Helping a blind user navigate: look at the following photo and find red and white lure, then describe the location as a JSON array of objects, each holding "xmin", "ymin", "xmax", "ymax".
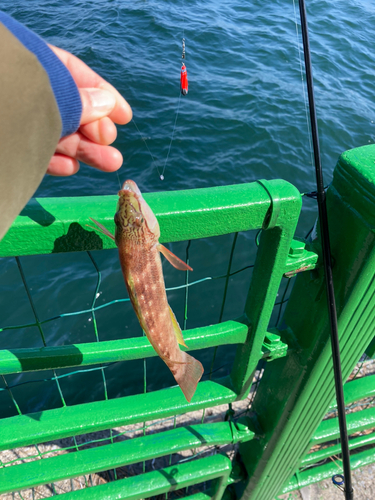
[
  {"xmin": 180, "ymin": 38, "xmax": 188, "ymax": 96},
  {"xmin": 180, "ymin": 63, "xmax": 188, "ymax": 95}
]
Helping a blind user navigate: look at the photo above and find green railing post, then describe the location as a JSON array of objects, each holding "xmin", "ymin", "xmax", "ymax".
[
  {"xmin": 238, "ymin": 144, "xmax": 375, "ymax": 499},
  {"xmin": 230, "ymin": 180, "xmax": 301, "ymax": 399}
]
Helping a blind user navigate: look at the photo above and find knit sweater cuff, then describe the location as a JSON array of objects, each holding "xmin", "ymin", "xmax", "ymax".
[{"xmin": 0, "ymin": 11, "xmax": 82, "ymax": 138}]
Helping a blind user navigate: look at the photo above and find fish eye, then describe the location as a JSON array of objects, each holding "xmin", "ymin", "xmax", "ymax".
[{"xmin": 134, "ymin": 215, "xmax": 143, "ymax": 227}]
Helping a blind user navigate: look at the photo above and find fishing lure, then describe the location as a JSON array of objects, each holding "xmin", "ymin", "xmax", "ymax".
[
  {"xmin": 180, "ymin": 38, "xmax": 188, "ymax": 95},
  {"xmin": 180, "ymin": 63, "xmax": 188, "ymax": 95},
  {"xmin": 89, "ymin": 180, "xmax": 204, "ymax": 402}
]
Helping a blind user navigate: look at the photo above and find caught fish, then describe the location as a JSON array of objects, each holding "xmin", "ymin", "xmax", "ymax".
[{"xmin": 89, "ymin": 180, "xmax": 204, "ymax": 402}]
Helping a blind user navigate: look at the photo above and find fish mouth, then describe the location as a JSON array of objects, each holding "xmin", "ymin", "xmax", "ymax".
[
  {"xmin": 118, "ymin": 180, "xmax": 142, "ymax": 213},
  {"xmin": 120, "ymin": 180, "xmax": 142, "ymax": 197}
]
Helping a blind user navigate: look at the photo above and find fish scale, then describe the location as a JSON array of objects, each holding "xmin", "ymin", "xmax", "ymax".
[{"xmin": 119, "ymin": 241, "xmax": 179, "ymax": 362}]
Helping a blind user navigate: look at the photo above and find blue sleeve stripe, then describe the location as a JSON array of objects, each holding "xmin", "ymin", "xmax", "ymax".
[{"xmin": 0, "ymin": 11, "xmax": 82, "ymax": 138}]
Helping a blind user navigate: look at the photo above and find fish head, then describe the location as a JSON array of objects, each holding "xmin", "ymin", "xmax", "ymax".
[{"xmin": 115, "ymin": 180, "xmax": 160, "ymax": 244}]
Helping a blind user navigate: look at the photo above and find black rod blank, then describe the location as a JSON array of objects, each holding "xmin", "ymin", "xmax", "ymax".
[{"xmin": 297, "ymin": 1, "xmax": 354, "ymax": 498}]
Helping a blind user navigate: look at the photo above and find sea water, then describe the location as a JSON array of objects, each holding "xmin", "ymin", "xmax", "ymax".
[{"xmin": 0, "ymin": 0, "xmax": 374, "ymax": 416}]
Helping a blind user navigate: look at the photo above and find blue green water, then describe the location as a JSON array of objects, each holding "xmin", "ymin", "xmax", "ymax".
[{"xmin": 0, "ymin": 0, "xmax": 375, "ymax": 417}]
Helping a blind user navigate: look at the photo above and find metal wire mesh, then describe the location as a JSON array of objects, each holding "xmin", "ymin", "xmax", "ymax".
[{"xmin": 0, "ymin": 230, "xmax": 295, "ymax": 498}]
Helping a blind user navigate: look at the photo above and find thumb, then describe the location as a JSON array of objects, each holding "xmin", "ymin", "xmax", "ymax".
[{"xmin": 79, "ymin": 88, "xmax": 117, "ymax": 125}]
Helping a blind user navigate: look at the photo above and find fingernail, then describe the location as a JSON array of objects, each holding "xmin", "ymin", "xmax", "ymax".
[{"xmin": 88, "ymin": 89, "xmax": 116, "ymax": 112}]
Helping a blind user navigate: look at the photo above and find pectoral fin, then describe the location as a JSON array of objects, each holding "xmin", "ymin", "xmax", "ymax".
[
  {"xmin": 87, "ymin": 218, "xmax": 115, "ymax": 241},
  {"xmin": 169, "ymin": 306, "xmax": 188, "ymax": 348},
  {"xmin": 157, "ymin": 244, "xmax": 193, "ymax": 271}
]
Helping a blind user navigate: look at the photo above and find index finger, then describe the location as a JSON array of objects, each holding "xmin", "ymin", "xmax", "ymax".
[{"xmin": 48, "ymin": 44, "xmax": 132, "ymax": 125}]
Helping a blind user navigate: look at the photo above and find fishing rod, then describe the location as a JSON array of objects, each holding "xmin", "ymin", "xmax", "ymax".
[{"xmin": 297, "ymin": 1, "xmax": 354, "ymax": 499}]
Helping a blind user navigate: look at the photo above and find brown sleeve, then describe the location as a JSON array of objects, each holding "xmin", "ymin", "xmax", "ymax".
[{"xmin": 0, "ymin": 23, "xmax": 62, "ymax": 241}]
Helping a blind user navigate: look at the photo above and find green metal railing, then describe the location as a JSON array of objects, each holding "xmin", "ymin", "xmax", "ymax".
[{"xmin": 1, "ymin": 145, "xmax": 375, "ymax": 499}]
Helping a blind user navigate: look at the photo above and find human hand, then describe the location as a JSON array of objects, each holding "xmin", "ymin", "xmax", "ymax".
[{"xmin": 47, "ymin": 45, "xmax": 132, "ymax": 176}]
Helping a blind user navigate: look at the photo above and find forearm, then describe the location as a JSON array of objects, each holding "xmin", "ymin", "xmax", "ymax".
[
  {"xmin": 0, "ymin": 23, "xmax": 62, "ymax": 240},
  {"xmin": 0, "ymin": 11, "xmax": 82, "ymax": 138}
]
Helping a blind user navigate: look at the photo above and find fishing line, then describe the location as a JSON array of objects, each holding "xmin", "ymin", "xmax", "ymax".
[
  {"xmin": 158, "ymin": 92, "xmax": 182, "ymax": 180},
  {"xmin": 297, "ymin": 1, "xmax": 353, "ymax": 498},
  {"xmin": 115, "ymin": 117, "xmax": 157, "ymax": 189},
  {"xmin": 115, "ymin": 169, "xmax": 122, "ymax": 190},
  {"xmin": 131, "ymin": 36, "xmax": 186, "ymax": 182},
  {"xmin": 123, "ymin": 46, "xmax": 185, "ymax": 182},
  {"xmin": 124, "ymin": 3, "xmax": 187, "ymax": 181},
  {"xmin": 131, "ymin": 118, "xmax": 159, "ymax": 167}
]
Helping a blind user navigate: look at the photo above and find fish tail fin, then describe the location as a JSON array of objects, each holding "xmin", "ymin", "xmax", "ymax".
[{"xmin": 171, "ymin": 352, "xmax": 204, "ymax": 402}]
